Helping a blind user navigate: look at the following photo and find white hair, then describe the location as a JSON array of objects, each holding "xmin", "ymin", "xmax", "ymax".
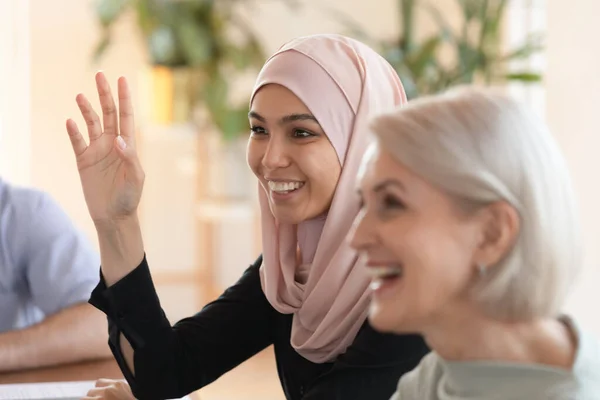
[{"xmin": 369, "ymin": 86, "xmax": 582, "ymax": 320}]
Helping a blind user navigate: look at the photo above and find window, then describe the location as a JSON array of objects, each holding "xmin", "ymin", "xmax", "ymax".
[{"xmin": 505, "ymin": 0, "xmax": 546, "ymax": 119}]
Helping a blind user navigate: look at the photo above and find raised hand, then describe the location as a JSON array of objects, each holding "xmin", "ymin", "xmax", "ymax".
[{"xmin": 66, "ymin": 72, "xmax": 145, "ymax": 226}]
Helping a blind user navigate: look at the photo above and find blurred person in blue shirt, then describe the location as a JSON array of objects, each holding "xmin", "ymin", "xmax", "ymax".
[{"xmin": 0, "ymin": 178, "xmax": 111, "ymax": 371}]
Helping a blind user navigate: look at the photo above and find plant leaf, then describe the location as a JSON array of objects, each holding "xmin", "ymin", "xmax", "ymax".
[
  {"xmin": 202, "ymin": 71, "xmax": 228, "ymax": 112},
  {"xmin": 92, "ymin": 32, "xmax": 111, "ymax": 63},
  {"xmin": 221, "ymin": 106, "xmax": 251, "ymax": 141},
  {"xmin": 456, "ymin": 41, "xmax": 482, "ymax": 81},
  {"xmin": 176, "ymin": 18, "xmax": 214, "ymax": 67},
  {"xmin": 401, "ymin": 0, "xmax": 417, "ymax": 52},
  {"xmin": 505, "ymin": 72, "xmax": 543, "ymax": 82},
  {"xmin": 148, "ymin": 26, "xmax": 182, "ymax": 66},
  {"xmin": 499, "ymin": 33, "xmax": 545, "ymax": 61},
  {"xmin": 405, "ymin": 36, "xmax": 440, "ymax": 77},
  {"xmin": 422, "ymin": 1, "xmax": 456, "ymax": 43},
  {"xmin": 95, "ymin": 0, "xmax": 129, "ymax": 27},
  {"xmin": 133, "ymin": 0, "xmax": 158, "ymax": 35},
  {"xmin": 458, "ymin": 0, "xmax": 482, "ymax": 22},
  {"xmin": 382, "ymin": 45, "xmax": 406, "ymax": 66}
]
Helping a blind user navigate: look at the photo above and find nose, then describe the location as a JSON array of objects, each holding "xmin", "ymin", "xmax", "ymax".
[
  {"xmin": 348, "ymin": 209, "xmax": 376, "ymax": 251},
  {"xmin": 262, "ymin": 134, "xmax": 291, "ymax": 170}
]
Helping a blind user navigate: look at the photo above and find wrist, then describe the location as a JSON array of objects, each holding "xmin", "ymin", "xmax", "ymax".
[
  {"xmin": 94, "ymin": 214, "xmax": 140, "ymax": 233},
  {"xmin": 94, "ymin": 214, "xmax": 145, "ymax": 286}
]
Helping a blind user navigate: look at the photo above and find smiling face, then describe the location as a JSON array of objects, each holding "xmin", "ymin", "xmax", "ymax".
[
  {"xmin": 246, "ymin": 84, "xmax": 342, "ymax": 224},
  {"xmin": 348, "ymin": 145, "xmax": 488, "ymax": 334}
]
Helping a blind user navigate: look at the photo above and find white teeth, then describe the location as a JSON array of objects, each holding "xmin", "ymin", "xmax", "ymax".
[
  {"xmin": 367, "ymin": 266, "xmax": 403, "ymax": 280},
  {"xmin": 370, "ymin": 280, "xmax": 383, "ymax": 291},
  {"xmin": 268, "ymin": 181, "xmax": 304, "ymax": 193}
]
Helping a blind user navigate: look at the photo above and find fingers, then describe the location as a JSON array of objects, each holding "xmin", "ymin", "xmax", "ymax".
[
  {"xmin": 85, "ymin": 383, "xmax": 110, "ymax": 398},
  {"xmin": 117, "ymin": 77, "xmax": 135, "ymax": 144},
  {"xmin": 85, "ymin": 384, "xmax": 113, "ymax": 399},
  {"xmin": 85, "ymin": 380, "xmax": 131, "ymax": 400},
  {"xmin": 96, "ymin": 72, "xmax": 118, "ymax": 136},
  {"xmin": 76, "ymin": 93, "xmax": 103, "ymax": 141},
  {"xmin": 87, "ymin": 387, "xmax": 108, "ymax": 396},
  {"xmin": 95, "ymin": 378, "xmax": 118, "ymax": 388},
  {"xmin": 66, "ymin": 119, "xmax": 88, "ymax": 156}
]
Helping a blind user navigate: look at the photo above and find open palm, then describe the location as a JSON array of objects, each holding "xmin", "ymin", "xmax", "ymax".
[{"xmin": 66, "ymin": 72, "xmax": 145, "ymax": 224}]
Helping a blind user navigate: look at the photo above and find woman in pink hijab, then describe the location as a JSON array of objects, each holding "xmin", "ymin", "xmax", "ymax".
[{"xmin": 68, "ymin": 34, "xmax": 428, "ymax": 400}]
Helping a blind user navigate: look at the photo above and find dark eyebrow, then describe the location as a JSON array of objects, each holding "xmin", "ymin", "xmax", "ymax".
[
  {"xmin": 373, "ymin": 179, "xmax": 406, "ymax": 193},
  {"xmin": 248, "ymin": 111, "xmax": 265, "ymax": 122},
  {"xmin": 281, "ymin": 113, "xmax": 319, "ymax": 125},
  {"xmin": 248, "ymin": 111, "xmax": 320, "ymax": 126}
]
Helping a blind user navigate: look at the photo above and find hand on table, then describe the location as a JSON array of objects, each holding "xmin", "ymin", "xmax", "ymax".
[{"xmin": 82, "ymin": 378, "xmax": 135, "ymax": 400}]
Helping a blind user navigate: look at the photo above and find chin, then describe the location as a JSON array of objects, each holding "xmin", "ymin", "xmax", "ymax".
[
  {"xmin": 367, "ymin": 303, "xmax": 399, "ymax": 333},
  {"xmin": 271, "ymin": 209, "xmax": 303, "ymax": 225},
  {"xmin": 368, "ymin": 302, "xmax": 417, "ymax": 335}
]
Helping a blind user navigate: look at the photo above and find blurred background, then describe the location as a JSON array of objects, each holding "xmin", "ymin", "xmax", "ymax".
[{"xmin": 0, "ymin": 0, "xmax": 598, "ymax": 398}]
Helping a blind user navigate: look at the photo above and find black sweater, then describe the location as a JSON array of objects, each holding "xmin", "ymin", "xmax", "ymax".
[{"xmin": 89, "ymin": 255, "xmax": 429, "ymax": 400}]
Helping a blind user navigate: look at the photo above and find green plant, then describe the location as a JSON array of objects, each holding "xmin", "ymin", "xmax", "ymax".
[
  {"xmin": 93, "ymin": 0, "xmax": 296, "ymax": 139},
  {"xmin": 331, "ymin": 0, "xmax": 544, "ymax": 100}
]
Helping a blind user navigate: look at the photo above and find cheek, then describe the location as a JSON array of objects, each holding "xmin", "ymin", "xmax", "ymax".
[
  {"xmin": 300, "ymin": 154, "xmax": 341, "ymax": 198},
  {"xmin": 406, "ymin": 224, "xmax": 473, "ymax": 292},
  {"xmin": 377, "ymin": 218, "xmax": 476, "ymax": 329},
  {"xmin": 246, "ymin": 142, "xmax": 263, "ymax": 176}
]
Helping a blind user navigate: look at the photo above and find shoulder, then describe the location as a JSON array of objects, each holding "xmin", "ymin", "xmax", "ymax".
[
  {"xmin": 394, "ymin": 352, "xmax": 443, "ymax": 399},
  {"xmin": 0, "ymin": 180, "xmax": 47, "ymax": 215},
  {"xmin": 0, "ymin": 180, "xmax": 69, "ymax": 225},
  {"xmin": 0, "ymin": 180, "xmax": 61, "ymax": 236}
]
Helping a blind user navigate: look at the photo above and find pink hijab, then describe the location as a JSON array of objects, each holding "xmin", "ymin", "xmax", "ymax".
[{"xmin": 250, "ymin": 34, "xmax": 407, "ymax": 363}]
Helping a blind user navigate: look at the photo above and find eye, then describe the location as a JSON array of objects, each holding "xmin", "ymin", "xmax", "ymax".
[
  {"xmin": 382, "ymin": 194, "xmax": 406, "ymax": 210},
  {"xmin": 250, "ymin": 126, "xmax": 267, "ymax": 136},
  {"xmin": 292, "ymin": 129, "xmax": 315, "ymax": 138}
]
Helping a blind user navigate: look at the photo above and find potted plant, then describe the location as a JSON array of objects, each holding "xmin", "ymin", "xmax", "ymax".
[
  {"xmin": 93, "ymin": 0, "xmax": 282, "ymax": 140},
  {"xmin": 332, "ymin": 0, "xmax": 544, "ymax": 100}
]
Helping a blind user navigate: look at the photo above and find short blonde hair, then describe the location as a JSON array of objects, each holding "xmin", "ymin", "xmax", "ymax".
[{"xmin": 369, "ymin": 86, "xmax": 581, "ymax": 320}]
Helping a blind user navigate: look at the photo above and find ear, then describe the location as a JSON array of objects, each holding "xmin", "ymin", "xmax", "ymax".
[{"xmin": 474, "ymin": 201, "xmax": 520, "ymax": 270}]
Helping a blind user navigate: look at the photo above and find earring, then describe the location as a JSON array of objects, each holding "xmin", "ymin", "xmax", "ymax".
[{"xmin": 477, "ymin": 263, "xmax": 487, "ymax": 277}]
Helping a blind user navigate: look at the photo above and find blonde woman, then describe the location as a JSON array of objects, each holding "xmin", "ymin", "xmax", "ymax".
[{"xmin": 350, "ymin": 87, "xmax": 600, "ymax": 399}]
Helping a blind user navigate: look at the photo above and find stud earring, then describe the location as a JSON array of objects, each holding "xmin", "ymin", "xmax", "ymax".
[{"xmin": 477, "ymin": 263, "xmax": 487, "ymax": 277}]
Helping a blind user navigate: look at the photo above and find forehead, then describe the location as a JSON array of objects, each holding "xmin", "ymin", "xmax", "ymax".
[
  {"xmin": 358, "ymin": 145, "xmax": 394, "ymax": 180},
  {"xmin": 357, "ymin": 145, "xmax": 414, "ymax": 188},
  {"xmin": 250, "ymin": 84, "xmax": 310, "ymax": 116}
]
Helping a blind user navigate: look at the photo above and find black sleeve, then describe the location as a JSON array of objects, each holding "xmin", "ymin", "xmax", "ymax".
[
  {"xmin": 89, "ymin": 254, "xmax": 274, "ymax": 400},
  {"xmin": 302, "ymin": 323, "xmax": 429, "ymax": 400}
]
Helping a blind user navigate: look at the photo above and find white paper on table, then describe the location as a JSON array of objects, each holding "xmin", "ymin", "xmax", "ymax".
[{"xmin": 0, "ymin": 380, "xmax": 191, "ymax": 400}]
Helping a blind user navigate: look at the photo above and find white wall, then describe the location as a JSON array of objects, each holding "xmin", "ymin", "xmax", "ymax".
[
  {"xmin": 546, "ymin": 0, "xmax": 600, "ymax": 333},
  {"xmin": 30, "ymin": 0, "xmax": 147, "ymax": 245},
  {"xmin": 0, "ymin": 0, "xmax": 31, "ymax": 186}
]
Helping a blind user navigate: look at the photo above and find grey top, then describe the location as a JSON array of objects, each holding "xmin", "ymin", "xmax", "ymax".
[
  {"xmin": 391, "ymin": 317, "xmax": 600, "ymax": 400},
  {"xmin": 0, "ymin": 179, "xmax": 100, "ymax": 331}
]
